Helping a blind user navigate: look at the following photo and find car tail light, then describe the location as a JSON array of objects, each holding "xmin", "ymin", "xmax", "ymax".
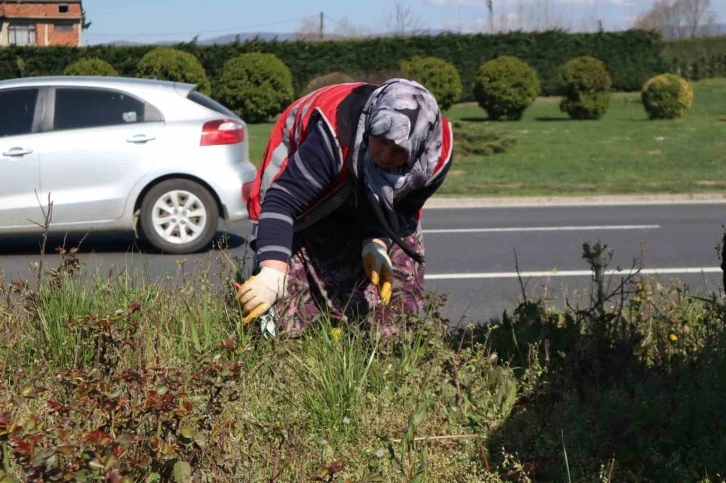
[
  {"xmin": 201, "ymin": 119, "xmax": 245, "ymax": 146},
  {"xmin": 242, "ymin": 181, "xmax": 253, "ymax": 203}
]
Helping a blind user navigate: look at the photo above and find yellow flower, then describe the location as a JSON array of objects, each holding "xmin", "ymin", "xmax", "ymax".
[
  {"xmin": 330, "ymin": 328, "xmax": 342, "ymax": 342},
  {"xmin": 669, "ymin": 333, "xmax": 678, "ymax": 342}
]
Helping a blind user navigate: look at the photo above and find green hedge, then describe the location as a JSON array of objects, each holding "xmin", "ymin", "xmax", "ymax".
[
  {"xmin": 0, "ymin": 30, "xmax": 667, "ymax": 101},
  {"xmin": 663, "ymin": 35, "xmax": 726, "ymax": 81}
]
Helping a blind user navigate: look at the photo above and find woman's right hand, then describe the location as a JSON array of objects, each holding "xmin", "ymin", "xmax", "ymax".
[{"xmin": 235, "ymin": 266, "xmax": 288, "ymax": 324}]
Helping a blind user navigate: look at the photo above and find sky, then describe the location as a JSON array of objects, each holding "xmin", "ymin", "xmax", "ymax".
[{"xmin": 82, "ymin": 0, "xmax": 726, "ymax": 45}]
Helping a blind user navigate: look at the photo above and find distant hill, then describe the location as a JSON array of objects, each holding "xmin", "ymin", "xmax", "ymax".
[
  {"xmin": 99, "ymin": 40, "xmax": 178, "ymax": 46},
  {"xmin": 200, "ymin": 32, "xmax": 341, "ymax": 44},
  {"xmin": 200, "ymin": 29, "xmax": 452, "ymax": 44},
  {"xmin": 93, "ymin": 29, "xmax": 452, "ymax": 46}
]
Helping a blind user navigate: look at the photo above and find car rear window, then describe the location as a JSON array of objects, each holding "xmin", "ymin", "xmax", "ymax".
[
  {"xmin": 187, "ymin": 90, "xmax": 238, "ymax": 119},
  {"xmin": 53, "ymin": 87, "xmax": 163, "ymax": 131}
]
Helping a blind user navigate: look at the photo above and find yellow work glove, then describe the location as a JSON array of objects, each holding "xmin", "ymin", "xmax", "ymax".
[
  {"xmin": 362, "ymin": 240, "xmax": 393, "ymax": 305},
  {"xmin": 234, "ymin": 266, "xmax": 288, "ymax": 324}
]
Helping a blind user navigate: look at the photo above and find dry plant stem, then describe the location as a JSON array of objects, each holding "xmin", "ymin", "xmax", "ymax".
[
  {"xmin": 513, "ymin": 249, "xmax": 529, "ymax": 304},
  {"xmin": 28, "ymin": 191, "xmax": 54, "ymax": 291},
  {"xmin": 607, "ymin": 458, "xmax": 615, "ymax": 481},
  {"xmin": 476, "ymin": 436, "xmax": 491, "ymax": 472},
  {"xmin": 451, "ymin": 355, "xmax": 464, "ymax": 408},
  {"xmin": 457, "ymin": 328, "xmax": 466, "ymax": 354},
  {"xmin": 391, "ymin": 434, "xmax": 483, "ymax": 443}
]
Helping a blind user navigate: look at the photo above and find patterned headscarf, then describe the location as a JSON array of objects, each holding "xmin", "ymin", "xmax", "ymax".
[{"xmin": 349, "ymin": 78, "xmax": 444, "ymax": 263}]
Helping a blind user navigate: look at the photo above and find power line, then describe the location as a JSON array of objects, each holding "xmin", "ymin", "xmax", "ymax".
[
  {"xmin": 84, "ymin": 16, "xmax": 311, "ymax": 38},
  {"xmin": 324, "ymin": 15, "xmax": 375, "ymax": 36},
  {"xmin": 320, "ymin": 11, "xmax": 324, "ymax": 40},
  {"xmin": 323, "ymin": 15, "xmax": 347, "ymax": 28}
]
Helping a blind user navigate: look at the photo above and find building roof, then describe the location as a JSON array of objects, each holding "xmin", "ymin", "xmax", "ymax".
[
  {"xmin": 0, "ymin": 0, "xmax": 84, "ymax": 20},
  {"xmin": 1, "ymin": 1, "xmax": 82, "ymax": 4}
]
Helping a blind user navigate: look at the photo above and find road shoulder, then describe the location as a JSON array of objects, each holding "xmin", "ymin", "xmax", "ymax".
[{"xmin": 426, "ymin": 192, "xmax": 726, "ymax": 209}]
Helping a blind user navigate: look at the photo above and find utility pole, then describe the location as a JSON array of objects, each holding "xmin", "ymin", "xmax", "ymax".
[
  {"xmin": 320, "ymin": 11, "xmax": 324, "ymax": 40},
  {"xmin": 486, "ymin": 0, "xmax": 494, "ymax": 33}
]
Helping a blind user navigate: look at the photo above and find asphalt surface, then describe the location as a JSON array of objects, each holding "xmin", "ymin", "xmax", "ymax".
[
  {"xmin": 422, "ymin": 202, "xmax": 725, "ymax": 325},
  {"xmin": 1, "ymin": 201, "xmax": 724, "ymax": 327}
]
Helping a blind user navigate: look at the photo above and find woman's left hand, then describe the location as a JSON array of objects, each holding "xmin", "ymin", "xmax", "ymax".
[{"xmin": 362, "ymin": 239, "xmax": 393, "ymax": 305}]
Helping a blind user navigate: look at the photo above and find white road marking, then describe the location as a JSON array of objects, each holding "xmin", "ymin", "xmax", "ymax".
[
  {"xmin": 426, "ymin": 267, "xmax": 722, "ymax": 280},
  {"xmin": 422, "ymin": 224, "xmax": 660, "ymax": 234},
  {"xmin": 423, "ymin": 195, "xmax": 726, "ymax": 209}
]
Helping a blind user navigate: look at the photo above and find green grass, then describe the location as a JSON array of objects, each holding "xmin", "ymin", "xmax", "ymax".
[
  {"xmin": 441, "ymin": 78, "xmax": 726, "ymax": 197},
  {"xmin": 247, "ymin": 79, "xmax": 726, "ymax": 198},
  {"xmin": 247, "ymin": 121, "xmax": 275, "ymax": 167}
]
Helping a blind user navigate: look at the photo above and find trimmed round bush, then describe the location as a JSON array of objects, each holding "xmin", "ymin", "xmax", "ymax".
[
  {"xmin": 218, "ymin": 53, "xmax": 294, "ymax": 124},
  {"xmin": 473, "ymin": 56, "xmax": 540, "ymax": 121},
  {"xmin": 400, "ymin": 56, "xmax": 462, "ymax": 111},
  {"xmin": 557, "ymin": 56, "xmax": 612, "ymax": 120},
  {"xmin": 641, "ymin": 73, "xmax": 694, "ymax": 120},
  {"xmin": 64, "ymin": 58, "xmax": 118, "ymax": 77},
  {"xmin": 302, "ymin": 72, "xmax": 355, "ymax": 96},
  {"xmin": 137, "ymin": 47, "xmax": 211, "ymax": 95}
]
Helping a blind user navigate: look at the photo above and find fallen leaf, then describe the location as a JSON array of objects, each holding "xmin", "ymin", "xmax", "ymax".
[
  {"xmin": 193, "ymin": 432, "xmax": 206, "ymax": 448},
  {"xmin": 115, "ymin": 434, "xmax": 136, "ymax": 446},
  {"xmin": 21, "ymin": 386, "xmax": 47, "ymax": 399},
  {"xmin": 55, "ymin": 444, "xmax": 75, "ymax": 455},
  {"xmin": 173, "ymin": 461, "xmax": 192, "ymax": 483},
  {"xmin": 180, "ymin": 426, "xmax": 194, "ymax": 439}
]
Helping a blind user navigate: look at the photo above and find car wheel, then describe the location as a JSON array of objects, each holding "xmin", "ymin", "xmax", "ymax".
[{"xmin": 139, "ymin": 179, "xmax": 219, "ymax": 254}]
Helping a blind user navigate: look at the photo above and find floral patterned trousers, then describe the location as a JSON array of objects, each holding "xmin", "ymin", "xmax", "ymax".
[{"xmin": 266, "ymin": 216, "xmax": 427, "ymax": 337}]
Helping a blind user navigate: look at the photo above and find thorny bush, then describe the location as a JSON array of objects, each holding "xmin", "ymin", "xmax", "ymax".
[{"xmin": 1, "ymin": 299, "xmax": 246, "ymax": 482}]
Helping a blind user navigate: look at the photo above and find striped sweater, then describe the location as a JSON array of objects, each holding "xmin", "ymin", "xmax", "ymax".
[{"xmin": 255, "ymin": 119, "xmax": 451, "ymax": 264}]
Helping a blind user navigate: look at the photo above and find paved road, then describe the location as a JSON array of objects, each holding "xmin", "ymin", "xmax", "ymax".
[
  {"xmin": 422, "ymin": 202, "xmax": 725, "ymax": 325},
  {"xmin": 1, "ymin": 201, "xmax": 724, "ymax": 327}
]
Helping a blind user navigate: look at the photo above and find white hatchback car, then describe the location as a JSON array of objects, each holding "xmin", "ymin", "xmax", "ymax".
[{"xmin": 0, "ymin": 75, "xmax": 257, "ymax": 254}]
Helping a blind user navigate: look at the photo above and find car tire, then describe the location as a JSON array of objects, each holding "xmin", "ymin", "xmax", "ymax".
[{"xmin": 139, "ymin": 179, "xmax": 220, "ymax": 254}]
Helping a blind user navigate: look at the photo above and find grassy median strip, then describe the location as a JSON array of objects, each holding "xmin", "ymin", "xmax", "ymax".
[{"xmin": 247, "ymin": 79, "xmax": 726, "ymax": 198}]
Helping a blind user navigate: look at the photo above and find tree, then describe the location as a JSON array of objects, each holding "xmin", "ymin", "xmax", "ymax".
[
  {"xmin": 633, "ymin": 0, "xmax": 718, "ymax": 39},
  {"xmin": 81, "ymin": 6, "xmax": 92, "ymax": 30},
  {"xmin": 578, "ymin": 14, "xmax": 602, "ymax": 33},
  {"xmin": 333, "ymin": 16, "xmax": 371, "ymax": 38},
  {"xmin": 381, "ymin": 0, "xmax": 427, "ymax": 36},
  {"xmin": 496, "ymin": 0, "xmax": 572, "ymax": 33},
  {"xmin": 294, "ymin": 16, "xmax": 321, "ymax": 40}
]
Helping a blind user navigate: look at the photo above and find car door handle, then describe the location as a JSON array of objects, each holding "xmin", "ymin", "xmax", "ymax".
[
  {"xmin": 127, "ymin": 135, "xmax": 156, "ymax": 144},
  {"xmin": 2, "ymin": 147, "xmax": 33, "ymax": 157}
]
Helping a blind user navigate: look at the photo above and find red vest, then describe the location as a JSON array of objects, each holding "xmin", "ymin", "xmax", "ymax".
[{"xmin": 247, "ymin": 82, "xmax": 453, "ymax": 231}]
